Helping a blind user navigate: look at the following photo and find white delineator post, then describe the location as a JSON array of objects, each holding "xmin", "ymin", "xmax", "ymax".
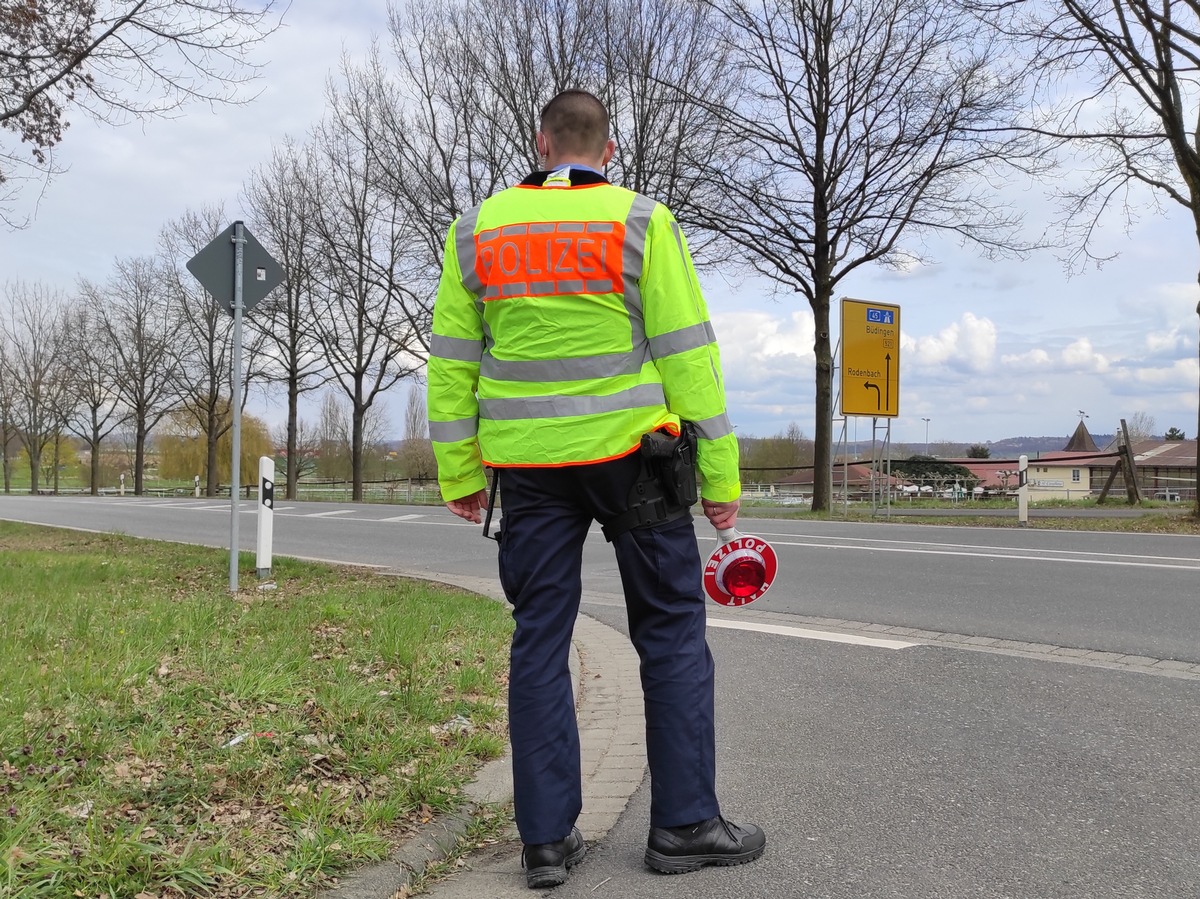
[
  {"xmin": 257, "ymin": 456, "xmax": 275, "ymax": 579},
  {"xmin": 1018, "ymin": 454, "xmax": 1029, "ymax": 527}
]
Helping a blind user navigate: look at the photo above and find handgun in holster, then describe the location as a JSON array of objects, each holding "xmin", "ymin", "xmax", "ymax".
[{"xmin": 601, "ymin": 423, "xmax": 698, "ymax": 541}]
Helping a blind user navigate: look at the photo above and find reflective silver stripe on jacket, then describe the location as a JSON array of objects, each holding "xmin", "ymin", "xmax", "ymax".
[
  {"xmin": 429, "ymin": 417, "xmax": 479, "ymax": 443},
  {"xmin": 430, "ymin": 334, "xmax": 483, "ymax": 364},
  {"xmin": 479, "ymin": 383, "xmax": 666, "ymax": 421},
  {"xmin": 691, "ymin": 411, "xmax": 735, "ymax": 441},
  {"xmin": 622, "ymin": 194, "xmax": 658, "ymax": 343},
  {"xmin": 455, "ymin": 205, "xmax": 484, "ymax": 297},
  {"xmin": 648, "ymin": 321, "xmax": 717, "ymax": 359},
  {"xmin": 481, "ymin": 347, "xmax": 649, "ymax": 382}
]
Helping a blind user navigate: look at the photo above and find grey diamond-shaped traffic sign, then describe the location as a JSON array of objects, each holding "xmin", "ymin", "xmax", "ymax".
[{"xmin": 185, "ymin": 221, "xmax": 284, "ymax": 314}]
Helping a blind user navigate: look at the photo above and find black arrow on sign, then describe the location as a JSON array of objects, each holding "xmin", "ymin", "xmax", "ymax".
[
  {"xmin": 864, "ymin": 381, "xmax": 881, "ymax": 410},
  {"xmin": 885, "ymin": 353, "xmax": 892, "ymax": 411}
]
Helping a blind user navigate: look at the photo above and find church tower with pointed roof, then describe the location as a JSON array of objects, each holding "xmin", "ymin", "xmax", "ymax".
[{"xmin": 1063, "ymin": 419, "xmax": 1099, "ymax": 452}]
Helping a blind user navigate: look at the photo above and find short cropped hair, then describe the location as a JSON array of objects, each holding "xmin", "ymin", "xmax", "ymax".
[{"xmin": 539, "ymin": 90, "xmax": 610, "ymax": 158}]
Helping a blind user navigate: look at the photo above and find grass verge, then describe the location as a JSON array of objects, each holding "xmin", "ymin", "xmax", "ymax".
[{"xmin": 0, "ymin": 522, "xmax": 513, "ymax": 898}]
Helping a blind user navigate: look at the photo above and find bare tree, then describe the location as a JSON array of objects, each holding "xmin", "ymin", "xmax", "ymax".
[
  {"xmin": 272, "ymin": 417, "xmax": 319, "ymax": 483},
  {"xmin": 981, "ymin": 0, "xmax": 1200, "ymax": 516},
  {"xmin": 1126, "ymin": 410, "xmax": 1156, "ymax": 443},
  {"xmin": 84, "ymin": 256, "xmax": 184, "ymax": 495},
  {"xmin": 2, "ymin": 281, "xmax": 70, "ymax": 493},
  {"xmin": 377, "ymin": 0, "xmax": 739, "ymax": 311},
  {"xmin": 304, "ymin": 69, "xmax": 424, "ymax": 500},
  {"xmin": 741, "ymin": 422, "xmax": 815, "ymax": 476},
  {"xmin": 597, "ymin": 0, "xmax": 744, "ymax": 262},
  {"xmin": 61, "ymin": 297, "xmax": 127, "ymax": 494},
  {"xmin": 682, "ymin": 0, "xmax": 1046, "ymax": 510},
  {"xmin": 243, "ymin": 137, "xmax": 327, "ymax": 499},
  {"xmin": 397, "ymin": 385, "xmax": 436, "ymax": 480},
  {"xmin": 159, "ymin": 204, "xmax": 266, "ymax": 496},
  {"xmin": 0, "ymin": 0, "xmax": 281, "ymax": 224},
  {"xmin": 0, "ymin": 326, "xmax": 17, "ymax": 493},
  {"xmin": 315, "ymin": 389, "xmax": 351, "ymax": 481}
]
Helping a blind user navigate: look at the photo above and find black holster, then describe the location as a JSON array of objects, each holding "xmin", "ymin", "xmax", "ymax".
[{"xmin": 601, "ymin": 423, "xmax": 698, "ymax": 542}]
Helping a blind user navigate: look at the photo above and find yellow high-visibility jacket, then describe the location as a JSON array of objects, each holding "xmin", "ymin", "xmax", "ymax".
[{"xmin": 427, "ymin": 168, "xmax": 739, "ymax": 504}]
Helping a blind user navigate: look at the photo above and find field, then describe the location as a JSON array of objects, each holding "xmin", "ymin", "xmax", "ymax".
[{"xmin": 0, "ymin": 523, "xmax": 513, "ymax": 898}]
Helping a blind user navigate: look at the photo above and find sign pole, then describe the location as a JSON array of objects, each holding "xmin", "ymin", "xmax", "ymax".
[
  {"xmin": 229, "ymin": 221, "xmax": 246, "ymax": 594},
  {"xmin": 185, "ymin": 218, "xmax": 283, "ymax": 594}
]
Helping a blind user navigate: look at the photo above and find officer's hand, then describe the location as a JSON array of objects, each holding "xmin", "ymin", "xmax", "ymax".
[
  {"xmin": 701, "ymin": 498, "xmax": 739, "ymax": 531},
  {"xmin": 446, "ymin": 489, "xmax": 490, "ymax": 524}
]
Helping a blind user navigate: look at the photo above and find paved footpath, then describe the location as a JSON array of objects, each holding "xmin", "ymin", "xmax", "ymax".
[{"xmin": 319, "ymin": 574, "xmax": 645, "ymax": 899}]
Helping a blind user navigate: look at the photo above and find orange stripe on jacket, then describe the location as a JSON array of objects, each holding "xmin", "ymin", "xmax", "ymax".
[{"xmin": 475, "ymin": 221, "xmax": 625, "ymax": 299}]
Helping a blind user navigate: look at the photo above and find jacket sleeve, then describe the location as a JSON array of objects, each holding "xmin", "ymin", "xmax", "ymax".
[
  {"xmin": 427, "ymin": 220, "xmax": 488, "ymax": 501},
  {"xmin": 639, "ymin": 204, "xmax": 740, "ymax": 503}
]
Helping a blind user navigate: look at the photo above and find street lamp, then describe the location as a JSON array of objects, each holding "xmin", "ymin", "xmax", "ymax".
[{"xmin": 921, "ymin": 417, "xmax": 931, "ymax": 455}]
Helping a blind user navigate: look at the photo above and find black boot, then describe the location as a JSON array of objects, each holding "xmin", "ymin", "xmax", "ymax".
[
  {"xmin": 522, "ymin": 826, "xmax": 586, "ymax": 889},
  {"xmin": 645, "ymin": 815, "xmax": 766, "ymax": 874}
]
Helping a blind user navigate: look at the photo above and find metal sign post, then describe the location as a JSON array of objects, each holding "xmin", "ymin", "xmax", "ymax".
[
  {"xmin": 185, "ymin": 220, "xmax": 284, "ymax": 595},
  {"xmin": 229, "ymin": 223, "xmax": 246, "ymax": 592}
]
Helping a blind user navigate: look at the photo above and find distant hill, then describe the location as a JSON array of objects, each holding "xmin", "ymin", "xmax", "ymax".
[{"xmin": 985, "ymin": 435, "xmax": 1116, "ymax": 457}]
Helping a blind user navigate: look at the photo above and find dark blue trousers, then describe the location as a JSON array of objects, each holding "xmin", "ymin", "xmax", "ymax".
[{"xmin": 497, "ymin": 454, "xmax": 720, "ymax": 845}]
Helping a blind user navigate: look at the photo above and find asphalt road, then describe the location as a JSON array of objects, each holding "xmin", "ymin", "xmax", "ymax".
[{"xmin": 2, "ymin": 495, "xmax": 1198, "ymax": 898}]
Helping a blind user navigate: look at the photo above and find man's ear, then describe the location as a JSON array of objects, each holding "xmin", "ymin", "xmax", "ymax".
[
  {"xmin": 601, "ymin": 138, "xmax": 616, "ymax": 166},
  {"xmin": 537, "ymin": 132, "xmax": 549, "ymax": 159}
]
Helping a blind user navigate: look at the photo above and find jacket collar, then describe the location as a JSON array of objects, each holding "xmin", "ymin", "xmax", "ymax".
[{"xmin": 520, "ymin": 167, "xmax": 610, "ymax": 187}]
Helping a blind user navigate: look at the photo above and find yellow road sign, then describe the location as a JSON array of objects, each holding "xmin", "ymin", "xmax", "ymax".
[{"xmin": 841, "ymin": 298, "xmax": 900, "ymax": 417}]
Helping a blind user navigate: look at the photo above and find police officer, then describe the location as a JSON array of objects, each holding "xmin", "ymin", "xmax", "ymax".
[{"xmin": 428, "ymin": 89, "xmax": 765, "ymax": 889}]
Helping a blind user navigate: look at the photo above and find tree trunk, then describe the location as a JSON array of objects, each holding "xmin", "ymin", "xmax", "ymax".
[
  {"xmin": 812, "ymin": 292, "xmax": 833, "ymax": 512},
  {"xmin": 206, "ymin": 421, "xmax": 220, "ymax": 497},
  {"xmin": 352, "ymin": 402, "xmax": 364, "ymax": 502},
  {"xmin": 90, "ymin": 432, "xmax": 101, "ymax": 496},
  {"xmin": 28, "ymin": 448, "xmax": 40, "ymax": 495},
  {"xmin": 287, "ymin": 374, "xmax": 299, "ymax": 500},
  {"xmin": 1, "ymin": 418, "xmax": 10, "ymax": 494},
  {"xmin": 135, "ymin": 424, "xmax": 147, "ymax": 495},
  {"xmin": 53, "ymin": 432, "xmax": 60, "ymax": 495}
]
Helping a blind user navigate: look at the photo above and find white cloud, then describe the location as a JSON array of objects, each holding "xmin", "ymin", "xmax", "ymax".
[
  {"xmin": 1062, "ymin": 337, "xmax": 1111, "ymax": 373},
  {"xmin": 1144, "ymin": 327, "xmax": 1191, "ymax": 358},
  {"xmin": 713, "ymin": 309, "xmax": 814, "ymax": 377},
  {"xmin": 1000, "ymin": 348, "xmax": 1052, "ymax": 368},
  {"xmin": 1125, "ymin": 357, "xmax": 1200, "ymax": 388},
  {"xmin": 902, "ymin": 312, "xmax": 997, "ymax": 373}
]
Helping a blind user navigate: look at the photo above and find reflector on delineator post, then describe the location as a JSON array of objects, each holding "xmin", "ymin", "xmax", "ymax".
[{"xmin": 703, "ymin": 528, "xmax": 778, "ymax": 606}]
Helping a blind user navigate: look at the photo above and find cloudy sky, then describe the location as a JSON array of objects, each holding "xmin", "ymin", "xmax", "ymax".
[{"xmin": 3, "ymin": 0, "xmax": 1198, "ymax": 448}]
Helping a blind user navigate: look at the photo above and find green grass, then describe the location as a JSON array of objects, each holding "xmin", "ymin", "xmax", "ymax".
[{"xmin": 0, "ymin": 523, "xmax": 513, "ymax": 898}]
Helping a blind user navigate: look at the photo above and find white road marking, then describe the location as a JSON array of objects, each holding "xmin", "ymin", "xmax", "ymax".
[
  {"xmin": 381, "ymin": 514, "xmax": 424, "ymax": 522},
  {"xmin": 304, "ymin": 509, "xmax": 355, "ymax": 518},
  {"xmin": 753, "ymin": 529, "xmax": 1200, "ymax": 564},
  {"xmin": 758, "ymin": 538, "xmax": 1200, "ymax": 571},
  {"xmin": 706, "ymin": 617, "xmax": 918, "ymax": 649}
]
